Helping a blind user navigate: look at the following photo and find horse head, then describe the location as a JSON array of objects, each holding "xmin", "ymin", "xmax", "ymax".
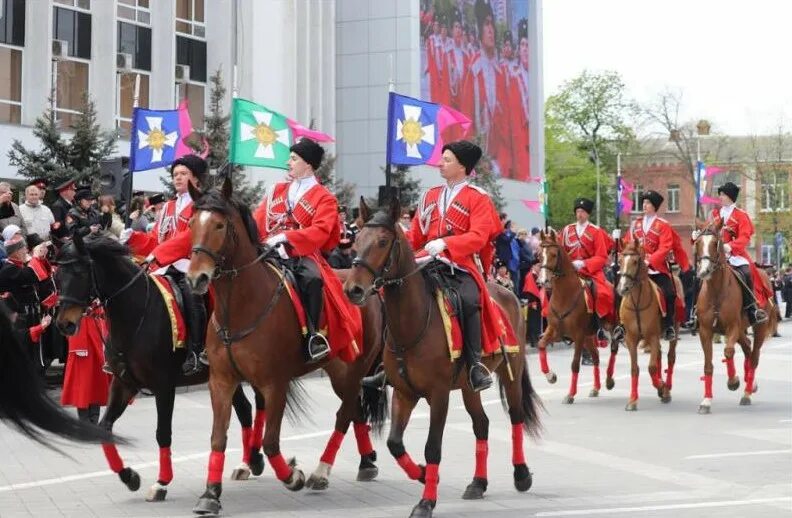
[
  {"xmin": 537, "ymin": 228, "xmax": 565, "ymax": 288},
  {"xmin": 344, "ymin": 196, "xmax": 405, "ymax": 306},
  {"xmin": 617, "ymin": 239, "xmax": 645, "ymax": 296},
  {"xmin": 187, "ymin": 175, "xmax": 254, "ymax": 295},
  {"xmin": 695, "ymin": 219, "xmax": 724, "ymax": 280}
]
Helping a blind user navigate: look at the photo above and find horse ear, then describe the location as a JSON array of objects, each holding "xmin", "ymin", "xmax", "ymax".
[
  {"xmin": 221, "ymin": 175, "xmax": 233, "ymax": 200},
  {"xmin": 359, "ymin": 196, "xmax": 371, "ymax": 223},
  {"xmin": 188, "ymin": 180, "xmax": 203, "ymax": 202},
  {"xmin": 540, "ymin": 230, "xmax": 545, "ymax": 240},
  {"xmin": 549, "ymin": 228, "xmax": 557, "ymax": 241}
]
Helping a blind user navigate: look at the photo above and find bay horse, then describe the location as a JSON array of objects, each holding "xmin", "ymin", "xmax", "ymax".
[
  {"xmin": 0, "ymin": 302, "xmax": 114, "ymax": 447},
  {"xmin": 536, "ymin": 230, "xmax": 618, "ymax": 403},
  {"xmin": 185, "ymin": 178, "xmax": 383, "ymax": 516},
  {"xmin": 616, "ymin": 240, "xmax": 678, "ymax": 410},
  {"xmin": 694, "ymin": 222, "xmax": 770, "ymax": 414},
  {"xmin": 343, "ymin": 198, "xmax": 541, "ymax": 518},
  {"xmin": 55, "ymin": 233, "xmax": 267, "ymax": 503}
]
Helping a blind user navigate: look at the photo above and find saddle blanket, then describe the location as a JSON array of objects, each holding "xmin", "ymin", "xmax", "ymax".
[
  {"xmin": 151, "ymin": 275, "xmax": 187, "ymax": 351},
  {"xmin": 436, "ymin": 290, "xmax": 520, "ymax": 360}
]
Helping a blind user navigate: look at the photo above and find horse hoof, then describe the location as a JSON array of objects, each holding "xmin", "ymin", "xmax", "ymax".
[
  {"xmin": 606, "ymin": 378, "xmax": 615, "ymax": 390},
  {"xmin": 727, "ymin": 377, "xmax": 740, "ymax": 391},
  {"xmin": 698, "ymin": 405, "xmax": 712, "ymax": 415},
  {"xmin": 513, "ymin": 464, "xmax": 532, "ymax": 492},
  {"xmin": 145, "ymin": 482, "xmax": 167, "ymax": 502},
  {"xmin": 284, "ymin": 468, "xmax": 305, "ymax": 491},
  {"xmin": 562, "ymin": 395, "xmax": 574, "ymax": 405},
  {"xmin": 249, "ymin": 450, "xmax": 265, "ymax": 476},
  {"xmin": 193, "ymin": 485, "xmax": 222, "ymax": 516},
  {"xmin": 357, "ymin": 466, "xmax": 379, "ymax": 482},
  {"xmin": 119, "ymin": 467, "xmax": 141, "ymax": 492},
  {"xmin": 589, "ymin": 389, "xmax": 599, "ymax": 398},
  {"xmin": 462, "ymin": 477, "xmax": 487, "ymax": 500},
  {"xmin": 661, "ymin": 394, "xmax": 672, "ymax": 404},
  {"xmin": 230, "ymin": 464, "xmax": 251, "ymax": 481},
  {"xmin": 625, "ymin": 401, "xmax": 638, "ymax": 411},
  {"xmin": 409, "ymin": 498, "xmax": 436, "ymax": 518},
  {"xmin": 546, "ymin": 372, "xmax": 557, "ymax": 384},
  {"xmin": 305, "ymin": 474, "xmax": 329, "ymax": 491},
  {"xmin": 739, "ymin": 396, "xmax": 752, "ymax": 406}
]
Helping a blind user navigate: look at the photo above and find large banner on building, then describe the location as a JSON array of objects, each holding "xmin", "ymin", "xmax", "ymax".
[{"xmin": 420, "ymin": 0, "xmax": 532, "ymax": 182}]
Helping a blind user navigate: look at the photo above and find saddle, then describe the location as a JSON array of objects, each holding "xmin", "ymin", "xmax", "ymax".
[
  {"xmin": 578, "ymin": 277, "xmax": 595, "ymax": 315},
  {"xmin": 151, "ymin": 274, "xmax": 188, "ymax": 351}
]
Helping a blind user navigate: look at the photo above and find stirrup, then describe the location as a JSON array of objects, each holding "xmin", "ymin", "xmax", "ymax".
[
  {"xmin": 469, "ymin": 362, "xmax": 493, "ymax": 392},
  {"xmin": 612, "ymin": 324, "xmax": 625, "ymax": 342},
  {"xmin": 753, "ymin": 308, "xmax": 768, "ymax": 324},
  {"xmin": 101, "ymin": 362, "xmax": 113, "ymax": 375},
  {"xmin": 306, "ymin": 333, "xmax": 330, "ymax": 363},
  {"xmin": 182, "ymin": 351, "xmax": 205, "ymax": 376},
  {"xmin": 198, "ymin": 350, "xmax": 210, "ymax": 366},
  {"xmin": 663, "ymin": 326, "xmax": 677, "ymax": 342}
]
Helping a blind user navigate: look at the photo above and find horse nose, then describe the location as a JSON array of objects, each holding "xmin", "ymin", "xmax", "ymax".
[
  {"xmin": 345, "ymin": 284, "xmax": 366, "ymax": 306},
  {"xmin": 188, "ymin": 272, "xmax": 210, "ymax": 295},
  {"xmin": 57, "ymin": 320, "xmax": 77, "ymax": 336}
]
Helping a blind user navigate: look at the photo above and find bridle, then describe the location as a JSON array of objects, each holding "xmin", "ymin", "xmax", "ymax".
[
  {"xmin": 539, "ymin": 242, "xmax": 565, "ymax": 282},
  {"xmin": 618, "ymin": 249, "xmax": 644, "ymax": 291},
  {"xmin": 694, "ymin": 226, "xmax": 725, "ymax": 277},
  {"xmin": 190, "ymin": 212, "xmax": 272, "ymax": 279},
  {"xmin": 351, "ymin": 222, "xmax": 430, "ymax": 295}
]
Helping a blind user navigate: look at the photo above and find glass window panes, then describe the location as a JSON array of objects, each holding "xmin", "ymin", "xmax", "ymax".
[
  {"xmin": 667, "ymin": 184, "xmax": 680, "ymax": 212},
  {"xmin": 117, "ymin": 73, "xmax": 150, "ymax": 137},
  {"xmin": 178, "ymin": 82, "xmax": 205, "ymax": 129},
  {"xmin": 56, "ymin": 60, "xmax": 89, "ymax": 128},
  {"xmin": 53, "ymin": 7, "xmax": 92, "ymax": 59},
  {"xmin": 176, "ymin": 36, "xmax": 207, "ymax": 82},
  {"xmin": 0, "ymin": 47, "xmax": 22, "ymax": 102},
  {"xmin": 117, "ymin": 22, "xmax": 152, "ymax": 71},
  {"xmin": 54, "ymin": 0, "xmax": 90, "ymax": 9},
  {"xmin": 176, "ymin": 0, "xmax": 205, "ymax": 36},
  {"xmin": 631, "ymin": 184, "xmax": 643, "ymax": 213},
  {"xmin": 194, "ymin": 0, "xmax": 204, "ymax": 22},
  {"xmin": 0, "ymin": 0, "xmax": 26, "ymax": 47},
  {"xmin": 0, "ymin": 103, "xmax": 21, "ymax": 124},
  {"xmin": 117, "ymin": 5, "xmax": 135, "ymax": 20},
  {"xmin": 137, "ymin": 11, "xmax": 151, "ymax": 24}
]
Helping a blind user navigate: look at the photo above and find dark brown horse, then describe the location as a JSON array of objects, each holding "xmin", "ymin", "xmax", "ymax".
[
  {"xmin": 694, "ymin": 222, "xmax": 770, "ymax": 413},
  {"xmin": 343, "ymin": 198, "xmax": 541, "ymax": 518},
  {"xmin": 185, "ymin": 179, "xmax": 383, "ymax": 516},
  {"xmin": 536, "ymin": 230, "xmax": 618, "ymax": 403},
  {"xmin": 616, "ymin": 240, "xmax": 678, "ymax": 410}
]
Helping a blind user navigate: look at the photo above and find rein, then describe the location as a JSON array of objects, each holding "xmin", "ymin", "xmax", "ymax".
[
  {"xmin": 618, "ymin": 250, "xmax": 654, "ymax": 337},
  {"xmin": 540, "ymin": 241, "xmax": 581, "ymax": 335}
]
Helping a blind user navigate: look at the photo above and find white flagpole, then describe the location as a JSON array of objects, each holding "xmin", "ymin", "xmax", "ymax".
[{"xmin": 133, "ymin": 73, "xmax": 140, "ymax": 108}]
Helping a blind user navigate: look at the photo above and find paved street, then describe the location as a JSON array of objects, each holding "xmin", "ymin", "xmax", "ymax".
[{"xmin": 1, "ymin": 321, "xmax": 790, "ymax": 518}]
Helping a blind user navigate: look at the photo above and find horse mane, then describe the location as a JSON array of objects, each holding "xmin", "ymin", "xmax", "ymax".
[
  {"xmin": 368, "ymin": 208, "xmax": 397, "ymax": 229},
  {"xmin": 194, "ymin": 188, "xmax": 260, "ymax": 246}
]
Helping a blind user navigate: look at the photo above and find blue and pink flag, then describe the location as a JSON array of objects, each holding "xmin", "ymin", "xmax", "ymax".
[
  {"xmin": 385, "ymin": 92, "xmax": 472, "ymax": 167},
  {"xmin": 696, "ymin": 161, "xmax": 722, "ymax": 205},
  {"xmin": 616, "ymin": 176, "xmax": 634, "ymax": 217},
  {"xmin": 130, "ymin": 100, "xmax": 206, "ymax": 172}
]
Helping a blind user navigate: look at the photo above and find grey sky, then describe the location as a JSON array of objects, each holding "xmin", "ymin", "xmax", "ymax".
[{"xmin": 543, "ymin": 0, "xmax": 792, "ymax": 136}]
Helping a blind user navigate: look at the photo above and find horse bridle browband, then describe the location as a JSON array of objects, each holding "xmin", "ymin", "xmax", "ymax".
[
  {"xmin": 351, "ymin": 222, "xmax": 431, "ymax": 293},
  {"xmin": 539, "ymin": 242, "xmax": 565, "ymax": 278}
]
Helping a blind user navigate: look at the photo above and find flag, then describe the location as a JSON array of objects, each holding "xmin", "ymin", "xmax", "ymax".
[
  {"xmin": 696, "ymin": 161, "xmax": 721, "ymax": 205},
  {"xmin": 540, "ymin": 180, "xmax": 549, "ymax": 216},
  {"xmin": 705, "ymin": 165, "xmax": 727, "ymax": 178},
  {"xmin": 385, "ymin": 92, "xmax": 471, "ymax": 167},
  {"xmin": 616, "ymin": 176, "xmax": 634, "ymax": 218},
  {"xmin": 521, "ymin": 200, "xmax": 541, "ymax": 212},
  {"xmin": 129, "ymin": 101, "xmax": 201, "ymax": 172},
  {"xmin": 230, "ymin": 98, "xmax": 333, "ymax": 169}
]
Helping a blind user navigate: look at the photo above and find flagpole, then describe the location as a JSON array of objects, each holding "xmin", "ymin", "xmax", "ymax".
[
  {"xmin": 614, "ymin": 152, "xmax": 622, "ymax": 329},
  {"xmin": 385, "ymin": 54, "xmax": 395, "ymax": 190}
]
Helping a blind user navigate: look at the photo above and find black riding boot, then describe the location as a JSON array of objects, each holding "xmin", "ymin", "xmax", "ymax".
[
  {"xmin": 361, "ymin": 363, "xmax": 388, "ymax": 390},
  {"xmin": 181, "ymin": 291, "xmax": 208, "ymax": 376},
  {"xmin": 457, "ymin": 276, "xmax": 492, "ymax": 392},
  {"xmin": 737, "ymin": 265, "xmax": 768, "ymax": 325},
  {"xmin": 299, "ymin": 267, "xmax": 330, "ymax": 364},
  {"xmin": 663, "ymin": 293, "xmax": 676, "ymax": 341}
]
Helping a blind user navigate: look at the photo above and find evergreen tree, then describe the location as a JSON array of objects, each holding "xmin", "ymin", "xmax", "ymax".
[
  {"xmin": 8, "ymin": 95, "xmax": 117, "ymax": 193},
  {"xmin": 469, "ymin": 136, "xmax": 506, "ymax": 211}
]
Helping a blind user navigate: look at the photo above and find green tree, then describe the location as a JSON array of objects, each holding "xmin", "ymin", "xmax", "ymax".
[{"xmin": 8, "ymin": 95, "xmax": 117, "ymax": 193}]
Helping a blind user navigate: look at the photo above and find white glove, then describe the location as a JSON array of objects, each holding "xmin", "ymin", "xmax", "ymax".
[
  {"xmin": 691, "ymin": 229, "xmax": 701, "ymax": 241},
  {"xmin": 424, "ymin": 239, "xmax": 447, "ymax": 257},
  {"xmin": 265, "ymin": 234, "xmax": 288, "ymax": 248},
  {"xmin": 120, "ymin": 228, "xmax": 133, "ymax": 244},
  {"xmin": 723, "ymin": 243, "xmax": 732, "ymax": 255},
  {"xmin": 41, "ymin": 315, "xmax": 52, "ymax": 329},
  {"xmin": 32, "ymin": 242, "xmax": 50, "ymax": 259},
  {"xmin": 611, "ymin": 229, "xmax": 621, "ymax": 239},
  {"xmin": 572, "ymin": 260, "xmax": 585, "ymax": 271}
]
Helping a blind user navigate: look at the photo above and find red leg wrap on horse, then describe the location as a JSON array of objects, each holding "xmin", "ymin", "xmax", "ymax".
[
  {"xmin": 630, "ymin": 374, "xmax": 639, "ymax": 400},
  {"xmin": 251, "ymin": 411, "xmax": 266, "ymax": 451},
  {"xmin": 723, "ymin": 357, "xmax": 736, "ymax": 379},
  {"xmin": 606, "ymin": 350, "xmax": 617, "ymax": 378},
  {"xmin": 744, "ymin": 368, "xmax": 755, "ymax": 394},
  {"xmin": 539, "ymin": 348, "xmax": 549, "ymax": 373},
  {"xmin": 700, "ymin": 375, "xmax": 713, "ymax": 398},
  {"xmin": 474, "ymin": 439, "xmax": 488, "ymax": 479},
  {"xmin": 267, "ymin": 453, "xmax": 292, "ymax": 481},
  {"xmin": 569, "ymin": 371, "xmax": 579, "ymax": 397},
  {"xmin": 421, "ymin": 464, "xmax": 439, "ymax": 501},
  {"xmin": 320, "ymin": 430, "xmax": 346, "ymax": 465},
  {"xmin": 396, "ymin": 453, "xmax": 422, "ymax": 480},
  {"xmin": 664, "ymin": 365, "xmax": 674, "ymax": 391},
  {"xmin": 511, "ymin": 424, "xmax": 525, "ymax": 465},
  {"xmin": 158, "ymin": 447, "xmax": 173, "ymax": 484},
  {"xmin": 207, "ymin": 451, "xmax": 225, "ymax": 484},
  {"xmin": 241, "ymin": 427, "xmax": 252, "ymax": 464},
  {"xmin": 593, "ymin": 365, "xmax": 601, "ymax": 390},
  {"xmin": 353, "ymin": 422, "xmax": 374, "ymax": 456},
  {"xmin": 102, "ymin": 443, "xmax": 124, "ymax": 473},
  {"xmin": 650, "ymin": 370, "xmax": 662, "ymax": 389}
]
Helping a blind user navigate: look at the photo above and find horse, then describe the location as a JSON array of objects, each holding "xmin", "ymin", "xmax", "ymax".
[
  {"xmin": 184, "ymin": 178, "xmax": 383, "ymax": 516},
  {"xmin": 694, "ymin": 222, "xmax": 770, "ymax": 414},
  {"xmin": 0, "ymin": 302, "xmax": 115, "ymax": 447},
  {"xmin": 615, "ymin": 240, "xmax": 678, "ymax": 410},
  {"xmin": 342, "ymin": 198, "xmax": 541, "ymax": 518},
  {"xmin": 54, "ymin": 233, "xmax": 267, "ymax": 503},
  {"xmin": 536, "ymin": 229, "xmax": 619, "ymax": 403}
]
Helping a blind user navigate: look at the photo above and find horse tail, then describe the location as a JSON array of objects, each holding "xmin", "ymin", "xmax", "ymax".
[
  {"xmin": 497, "ymin": 363, "xmax": 544, "ymax": 440},
  {"xmin": 0, "ymin": 304, "xmax": 116, "ymax": 448},
  {"xmin": 360, "ymin": 375, "xmax": 388, "ymax": 437},
  {"xmin": 283, "ymin": 378, "xmax": 312, "ymax": 426}
]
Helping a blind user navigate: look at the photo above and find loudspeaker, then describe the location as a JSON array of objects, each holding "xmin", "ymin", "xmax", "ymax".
[
  {"xmin": 377, "ymin": 185, "xmax": 400, "ymax": 208},
  {"xmin": 98, "ymin": 157, "xmax": 126, "ymax": 198}
]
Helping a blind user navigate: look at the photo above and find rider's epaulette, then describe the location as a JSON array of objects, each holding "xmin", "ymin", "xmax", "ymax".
[{"xmin": 467, "ymin": 184, "xmax": 489, "ymax": 196}]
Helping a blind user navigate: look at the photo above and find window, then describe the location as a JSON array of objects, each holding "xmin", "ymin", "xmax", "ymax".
[
  {"xmin": 667, "ymin": 184, "xmax": 680, "ymax": 213},
  {"xmin": 176, "ymin": 36, "xmax": 207, "ymax": 82},
  {"xmin": 0, "ymin": 0, "xmax": 26, "ymax": 47},
  {"xmin": 54, "ymin": 0, "xmax": 91, "ymax": 9},
  {"xmin": 0, "ymin": 47, "xmax": 22, "ymax": 124},
  {"xmin": 55, "ymin": 60, "xmax": 89, "ymax": 129},
  {"xmin": 116, "ymin": 73, "xmax": 150, "ymax": 138},
  {"xmin": 118, "ymin": 22, "xmax": 152, "ymax": 71},
  {"xmin": 761, "ymin": 244, "xmax": 775, "ymax": 265},
  {"xmin": 631, "ymin": 184, "xmax": 644, "ymax": 213},
  {"xmin": 53, "ymin": 7, "xmax": 92, "ymax": 59},
  {"xmin": 176, "ymin": 82, "xmax": 205, "ymax": 129},
  {"xmin": 761, "ymin": 171, "xmax": 790, "ymax": 212},
  {"xmin": 117, "ymin": 0, "xmax": 151, "ymax": 25},
  {"xmin": 175, "ymin": 0, "xmax": 205, "ymax": 38}
]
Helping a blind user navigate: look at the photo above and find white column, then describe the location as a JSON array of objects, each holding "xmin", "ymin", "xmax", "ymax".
[
  {"xmin": 149, "ymin": 0, "xmax": 176, "ymax": 109},
  {"xmin": 21, "ymin": 0, "xmax": 54, "ymax": 125}
]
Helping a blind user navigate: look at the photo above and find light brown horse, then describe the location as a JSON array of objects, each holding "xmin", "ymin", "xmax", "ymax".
[
  {"xmin": 184, "ymin": 179, "xmax": 383, "ymax": 515},
  {"xmin": 536, "ymin": 230, "xmax": 618, "ymax": 403},
  {"xmin": 694, "ymin": 221, "xmax": 770, "ymax": 414},
  {"xmin": 616, "ymin": 240, "xmax": 678, "ymax": 410},
  {"xmin": 343, "ymin": 198, "xmax": 541, "ymax": 518}
]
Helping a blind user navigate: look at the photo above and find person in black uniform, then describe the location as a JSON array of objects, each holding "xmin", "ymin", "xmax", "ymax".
[
  {"xmin": 67, "ymin": 188, "xmax": 108, "ymax": 237},
  {"xmin": 50, "ymin": 180, "xmax": 77, "ymax": 246}
]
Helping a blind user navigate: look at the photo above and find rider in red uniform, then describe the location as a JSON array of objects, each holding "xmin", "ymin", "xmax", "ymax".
[{"xmin": 560, "ymin": 197, "xmax": 614, "ymax": 340}]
